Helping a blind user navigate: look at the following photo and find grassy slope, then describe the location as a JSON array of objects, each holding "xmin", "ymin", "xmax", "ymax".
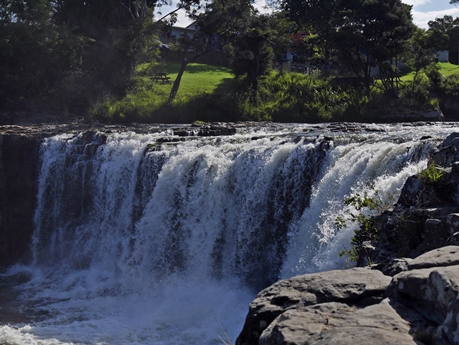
[
  {"xmin": 400, "ymin": 62, "xmax": 459, "ymax": 81},
  {"xmin": 95, "ymin": 61, "xmax": 459, "ymax": 123},
  {"xmin": 166, "ymin": 62, "xmax": 235, "ymax": 98},
  {"xmin": 137, "ymin": 62, "xmax": 234, "ymax": 101},
  {"xmin": 95, "ymin": 62, "xmax": 237, "ymax": 122}
]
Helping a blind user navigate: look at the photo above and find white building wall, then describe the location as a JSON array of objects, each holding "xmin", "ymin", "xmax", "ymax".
[{"xmin": 437, "ymin": 50, "xmax": 449, "ymax": 62}]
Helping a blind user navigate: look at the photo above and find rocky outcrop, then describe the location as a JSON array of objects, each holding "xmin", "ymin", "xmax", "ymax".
[
  {"xmin": 236, "ymin": 246, "xmax": 459, "ymax": 345},
  {"xmin": 357, "ymin": 133, "xmax": 459, "ymax": 269},
  {"xmin": 237, "ymin": 133, "xmax": 459, "ymax": 345}
]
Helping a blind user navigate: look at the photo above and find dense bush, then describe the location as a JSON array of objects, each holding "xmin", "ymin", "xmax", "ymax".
[{"xmin": 237, "ymin": 72, "xmax": 351, "ymax": 122}]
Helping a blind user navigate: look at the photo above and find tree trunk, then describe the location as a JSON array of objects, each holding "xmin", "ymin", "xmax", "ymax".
[{"xmin": 167, "ymin": 58, "xmax": 189, "ymax": 106}]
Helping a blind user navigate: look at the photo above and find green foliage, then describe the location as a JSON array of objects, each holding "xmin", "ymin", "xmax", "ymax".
[
  {"xmin": 399, "ymin": 73, "xmax": 432, "ymax": 107},
  {"xmin": 238, "ymin": 72, "xmax": 350, "ymax": 122},
  {"xmin": 442, "ymin": 74, "xmax": 459, "ymax": 97},
  {"xmin": 419, "ymin": 162, "xmax": 444, "ymax": 182},
  {"xmin": 0, "ymin": 0, "xmax": 162, "ymax": 114},
  {"xmin": 401, "ymin": 28, "xmax": 438, "ymax": 94},
  {"xmin": 336, "ymin": 187, "xmax": 394, "ymax": 262},
  {"xmin": 90, "ymin": 62, "xmax": 241, "ymax": 123},
  {"xmin": 427, "ymin": 15, "xmax": 459, "ymax": 64},
  {"xmin": 0, "ymin": 0, "xmax": 89, "ymax": 110},
  {"xmin": 283, "ymin": 0, "xmax": 415, "ymax": 94},
  {"xmin": 230, "ymin": 14, "xmax": 275, "ymax": 94}
]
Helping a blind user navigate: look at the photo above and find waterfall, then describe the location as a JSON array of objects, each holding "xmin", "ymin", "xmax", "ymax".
[{"xmin": 0, "ymin": 123, "xmax": 455, "ymax": 345}]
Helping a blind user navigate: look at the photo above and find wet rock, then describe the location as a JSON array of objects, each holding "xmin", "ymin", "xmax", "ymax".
[
  {"xmin": 0, "ymin": 134, "xmax": 41, "ymax": 267},
  {"xmin": 407, "ymin": 246, "xmax": 459, "ymax": 270},
  {"xmin": 237, "ymin": 247, "xmax": 459, "ymax": 345},
  {"xmin": 235, "ymin": 268, "xmax": 391, "ymax": 345},
  {"xmin": 259, "ymin": 300, "xmax": 420, "ymax": 345}
]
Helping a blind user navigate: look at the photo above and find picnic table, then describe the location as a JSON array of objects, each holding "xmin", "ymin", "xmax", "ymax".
[{"xmin": 152, "ymin": 72, "xmax": 171, "ymax": 83}]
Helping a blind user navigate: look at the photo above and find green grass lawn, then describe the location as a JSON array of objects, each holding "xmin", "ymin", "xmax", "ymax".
[
  {"xmin": 137, "ymin": 62, "xmax": 235, "ymax": 100},
  {"xmin": 400, "ymin": 62, "xmax": 459, "ymax": 82},
  {"xmin": 438, "ymin": 62, "xmax": 459, "ymax": 77},
  {"xmin": 95, "ymin": 62, "xmax": 238, "ymax": 122}
]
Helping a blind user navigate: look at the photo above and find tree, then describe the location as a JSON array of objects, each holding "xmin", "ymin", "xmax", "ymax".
[
  {"xmin": 402, "ymin": 28, "xmax": 438, "ymax": 97},
  {"xmin": 0, "ymin": 0, "xmax": 88, "ymax": 110},
  {"xmin": 0, "ymin": 0, "xmax": 177, "ymax": 112},
  {"xmin": 266, "ymin": 11, "xmax": 296, "ymax": 64},
  {"xmin": 282, "ymin": 0, "xmax": 337, "ymax": 34},
  {"xmin": 281, "ymin": 0, "xmax": 415, "ymax": 94},
  {"xmin": 166, "ymin": 0, "xmax": 254, "ymax": 106},
  {"xmin": 427, "ymin": 15, "xmax": 459, "ymax": 64},
  {"xmin": 230, "ymin": 14, "xmax": 275, "ymax": 99}
]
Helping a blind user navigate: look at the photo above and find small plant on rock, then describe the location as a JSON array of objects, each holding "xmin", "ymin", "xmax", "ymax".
[
  {"xmin": 336, "ymin": 187, "xmax": 394, "ymax": 262},
  {"xmin": 418, "ymin": 162, "xmax": 444, "ymax": 183}
]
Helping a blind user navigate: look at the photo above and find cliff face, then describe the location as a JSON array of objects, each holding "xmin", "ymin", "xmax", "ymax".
[
  {"xmin": 0, "ymin": 121, "xmax": 92, "ymax": 269},
  {"xmin": 0, "ymin": 134, "xmax": 41, "ymax": 268}
]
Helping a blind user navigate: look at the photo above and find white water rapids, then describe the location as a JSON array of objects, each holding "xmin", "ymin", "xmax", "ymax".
[{"xmin": 1, "ymin": 123, "xmax": 457, "ymax": 345}]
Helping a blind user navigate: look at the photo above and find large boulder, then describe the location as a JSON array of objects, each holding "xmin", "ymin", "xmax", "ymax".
[
  {"xmin": 236, "ymin": 268, "xmax": 391, "ymax": 345},
  {"xmin": 259, "ymin": 300, "xmax": 420, "ymax": 345},
  {"xmin": 236, "ymin": 247, "xmax": 459, "ymax": 345},
  {"xmin": 386, "ymin": 246, "xmax": 459, "ymax": 344}
]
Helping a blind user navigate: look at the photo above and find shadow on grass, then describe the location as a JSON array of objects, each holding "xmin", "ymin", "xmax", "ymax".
[
  {"xmin": 165, "ymin": 62, "xmax": 232, "ymax": 75},
  {"xmin": 149, "ymin": 77, "xmax": 243, "ymax": 123}
]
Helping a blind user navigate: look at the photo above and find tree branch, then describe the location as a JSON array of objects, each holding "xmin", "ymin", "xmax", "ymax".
[
  {"xmin": 156, "ymin": 5, "xmax": 186, "ymax": 22},
  {"xmin": 120, "ymin": 0, "xmax": 136, "ymax": 20}
]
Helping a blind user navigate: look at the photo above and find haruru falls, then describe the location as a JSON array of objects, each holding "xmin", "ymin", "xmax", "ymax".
[{"xmin": 0, "ymin": 122, "xmax": 457, "ymax": 345}]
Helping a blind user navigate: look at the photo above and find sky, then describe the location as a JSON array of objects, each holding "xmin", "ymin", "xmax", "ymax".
[
  {"xmin": 403, "ymin": 0, "xmax": 459, "ymax": 28},
  {"xmin": 157, "ymin": 0, "xmax": 459, "ymax": 29}
]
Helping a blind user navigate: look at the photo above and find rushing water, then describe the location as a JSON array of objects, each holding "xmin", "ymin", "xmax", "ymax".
[{"xmin": 0, "ymin": 122, "xmax": 457, "ymax": 345}]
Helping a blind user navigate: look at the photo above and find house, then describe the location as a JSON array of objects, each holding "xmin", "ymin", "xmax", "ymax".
[
  {"xmin": 159, "ymin": 23, "xmax": 198, "ymax": 44},
  {"xmin": 158, "ymin": 21, "xmax": 229, "ymax": 66},
  {"xmin": 437, "ymin": 50, "xmax": 449, "ymax": 62}
]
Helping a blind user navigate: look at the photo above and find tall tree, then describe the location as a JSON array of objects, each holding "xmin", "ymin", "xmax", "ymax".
[
  {"xmin": 428, "ymin": 15, "xmax": 459, "ymax": 64},
  {"xmin": 281, "ymin": 0, "xmax": 415, "ymax": 94},
  {"xmin": 166, "ymin": 0, "xmax": 254, "ymax": 106},
  {"xmin": 402, "ymin": 27, "xmax": 438, "ymax": 96},
  {"xmin": 0, "ymin": 0, "xmax": 167, "ymax": 112},
  {"xmin": 335, "ymin": 0, "xmax": 414, "ymax": 93},
  {"xmin": 0, "ymin": 0, "xmax": 87, "ymax": 110},
  {"xmin": 230, "ymin": 14, "xmax": 275, "ymax": 99}
]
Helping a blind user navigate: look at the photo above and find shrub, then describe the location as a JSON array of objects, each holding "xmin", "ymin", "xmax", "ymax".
[
  {"xmin": 336, "ymin": 188, "xmax": 394, "ymax": 262},
  {"xmin": 418, "ymin": 162, "xmax": 444, "ymax": 183},
  {"xmin": 239, "ymin": 72, "xmax": 349, "ymax": 122}
]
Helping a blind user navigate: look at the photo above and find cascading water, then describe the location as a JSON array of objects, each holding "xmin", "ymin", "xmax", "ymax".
[{"xmin": 0, "ymin": 123, "xmax": 457, "ymax": 345}]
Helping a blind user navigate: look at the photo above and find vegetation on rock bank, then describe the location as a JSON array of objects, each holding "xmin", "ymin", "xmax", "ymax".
[{"xmin": 340, "ymin": 133, "xmax": 459, "ymax": 267}]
